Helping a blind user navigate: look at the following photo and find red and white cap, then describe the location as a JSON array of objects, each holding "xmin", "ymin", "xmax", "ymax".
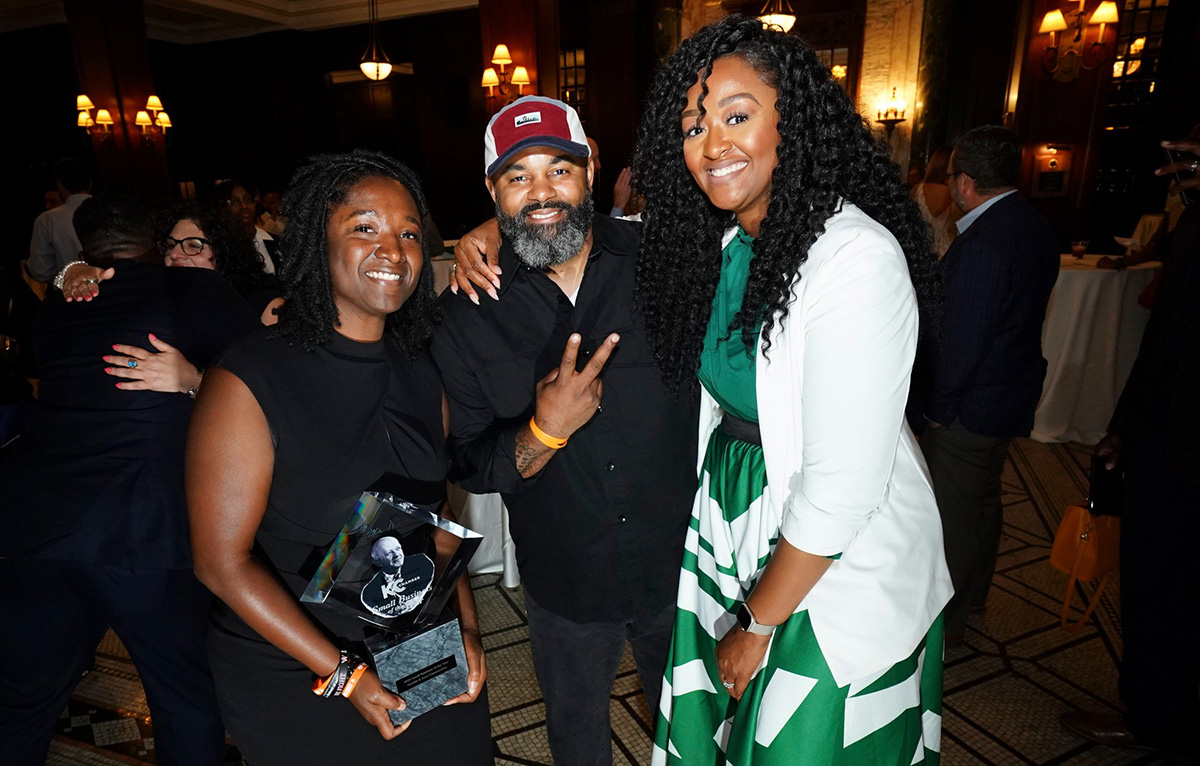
[{"xmin": 484, "ymin": 96, "xmax": 589, "ymax": 177}]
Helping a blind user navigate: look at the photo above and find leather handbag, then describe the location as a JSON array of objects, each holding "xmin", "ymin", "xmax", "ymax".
[{"xmin": 1050, "ymin": 503, "xmax": 1120, "ymax": 632}]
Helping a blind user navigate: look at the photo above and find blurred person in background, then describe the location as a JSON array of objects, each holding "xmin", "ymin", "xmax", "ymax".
[
  {"xmin": 0, "ymin": 194, "xmax": 257, "ymax": 765},
  {"xmin": 1060, "ymin": 131, "xmax": 1200, "ymax": 766},
  {"xmin": 27, "ymin": 158, "xmax": 92, "ymax": 283}
]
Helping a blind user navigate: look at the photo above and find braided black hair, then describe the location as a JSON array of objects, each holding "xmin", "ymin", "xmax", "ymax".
[
  {"xmin": 632, "ymin": 15, "xmax": 939, "ymax": 392},
  {"xmin": 156, "ymin": 201, "xmax": 272, "ymax": 296},
  {"xmin": 272, "ymin": 150, "xmax": 438, "ymax": 355}
]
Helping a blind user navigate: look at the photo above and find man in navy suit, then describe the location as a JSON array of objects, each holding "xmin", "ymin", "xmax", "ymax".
[{"xmin": 920, "ymin": 126, "xmax": 1059, "ymax": 640}]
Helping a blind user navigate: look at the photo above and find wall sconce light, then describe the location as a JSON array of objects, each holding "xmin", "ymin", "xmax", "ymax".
[
  {"xmin": 77, "ymin": 94, "xmax": 103, "ymax": 132},
  {"xmin": 757, "ymin": 0, "xmax": 796, "ymax": 33},
  {"xmin": 1040, "ymin": 0, "xmax": 1118, "ymax": 82},
  {"xmin": 359, "ymin": 0, "xmax": 392, "ymax": 81},
  {"xmin": 482, "ymin": 44, "xmax": 530, "ymax": 103},
  {"xmin": 76, "ymin": 94, "xmax": 172, "ymax": 137},
  {"xmin": 76, "ymin": 93, "xmax": 113, "ymax": 136},
  {"xmin": 876, "ymin": 87, "xmax": 907, "ymax": 139}
]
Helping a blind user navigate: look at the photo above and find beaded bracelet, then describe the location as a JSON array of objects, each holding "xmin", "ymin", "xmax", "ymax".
[{"xmin": 53, "ymin": 260, "xmax": 88, "ymax": 292}]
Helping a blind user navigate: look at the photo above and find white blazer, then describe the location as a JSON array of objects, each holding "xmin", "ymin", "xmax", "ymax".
[{"xmin": 698, "ymin": 203, "xmax": 953, "ymax": 687}]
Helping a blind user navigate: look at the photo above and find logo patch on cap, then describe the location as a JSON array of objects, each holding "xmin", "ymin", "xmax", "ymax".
[{"xmin": 514, "ymin": 111, "xmax": 542, "ymax": 128}]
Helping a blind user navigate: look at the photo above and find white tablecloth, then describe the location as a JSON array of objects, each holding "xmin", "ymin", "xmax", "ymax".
[
  {"xmin": 1032, "ymin": 254, "xmax": 1159, "ymax": 444},
  {"xmin": 447, "ymin": 484, "xmax": 520, "ymax": 587}
]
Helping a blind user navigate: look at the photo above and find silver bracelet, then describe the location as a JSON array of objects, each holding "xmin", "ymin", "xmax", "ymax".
[{"xmin": 53, "ymin": 260, "xmax": 89, "ymax": 291}]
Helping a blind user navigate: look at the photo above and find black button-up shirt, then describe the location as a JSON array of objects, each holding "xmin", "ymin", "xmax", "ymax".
[{"xmin": 430, "ymin": 214, "xmax": 698, "ymax": 623}]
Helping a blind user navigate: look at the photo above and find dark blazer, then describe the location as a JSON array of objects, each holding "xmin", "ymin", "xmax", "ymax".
[
  {"xmin": 1108, "ymin": 203, "xmax": 1200, "ymax": 482},
  {"xmin": 927, "ymin": 192, "xmax": 1059, "ymax": 438},
  {"xmin": 0, "ymin": 262, "xmax": 258, "ymax": 569}
]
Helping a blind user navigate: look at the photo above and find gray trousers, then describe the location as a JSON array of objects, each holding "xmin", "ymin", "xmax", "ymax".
[{"xmin": 920, "ymin": 420, "xmax": 1012, "ymax": 637}]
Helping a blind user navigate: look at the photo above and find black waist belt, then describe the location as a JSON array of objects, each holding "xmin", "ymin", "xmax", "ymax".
[{"xmin": 720, "ymin": 412, "xmax": 762, "ymax": 446}]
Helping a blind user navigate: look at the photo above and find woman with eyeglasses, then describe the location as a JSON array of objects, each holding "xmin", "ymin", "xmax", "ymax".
[{"xmin": 57, "ymin": 202, "xmax": 282, "ymax": 398}]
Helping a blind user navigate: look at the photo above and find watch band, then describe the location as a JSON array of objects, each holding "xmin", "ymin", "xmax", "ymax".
[{"xmin": 737, "ymin": 603, "xmax": 776, "ymax": 636}]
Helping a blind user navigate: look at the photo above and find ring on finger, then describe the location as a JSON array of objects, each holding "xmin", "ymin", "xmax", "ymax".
[
  {"xmin": 127, "ymin": 359, "xmax": 138, "ymax": 369},
  {"xmin": 1191, "ymin": 159, "xmax": 1199, "ymax": 173},
  {"xmin": 722, "ymin": 680, "xmax": 735, "ymax": 689},
  {"xmin": 84, "ymin": 277, "xmax": 99, "ymax": 285}
]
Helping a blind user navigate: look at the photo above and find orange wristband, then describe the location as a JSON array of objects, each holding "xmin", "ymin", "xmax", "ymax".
[
  {"xmin": 341, "ymin": 662, "xmax": 369, "ymax": 698},
  {"xmin": 529, "ymin": 417, "xmax": 568, "ymax": 449}
]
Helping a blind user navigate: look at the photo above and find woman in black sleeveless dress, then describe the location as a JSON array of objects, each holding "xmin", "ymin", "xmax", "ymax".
[{"xmin": 186, "ymin": 151, "xmax": 491, "ymax": 765}]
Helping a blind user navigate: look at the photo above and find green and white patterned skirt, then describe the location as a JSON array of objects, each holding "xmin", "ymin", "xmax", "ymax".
[{"xmin": 652, "ymin": 425, "xmax": 944, "ymax": 765}]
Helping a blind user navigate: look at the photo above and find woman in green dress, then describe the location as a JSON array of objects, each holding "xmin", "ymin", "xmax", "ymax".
[{"xmin": 632, "ymin": 16, "xmax": 953, "ymax": 765}]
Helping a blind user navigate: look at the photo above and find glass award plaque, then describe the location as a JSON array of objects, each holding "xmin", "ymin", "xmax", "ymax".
[{"xmin": 300, "ymin": 490, "xmax": 482, "ymax": 723}]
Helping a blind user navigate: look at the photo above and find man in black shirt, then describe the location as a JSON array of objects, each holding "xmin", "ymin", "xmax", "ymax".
[{"xmin": 430, "ymin": 96, "xmax": 697, "ymax": 765}]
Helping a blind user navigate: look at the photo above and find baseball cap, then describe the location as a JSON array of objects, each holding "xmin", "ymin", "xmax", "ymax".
[{"xmin": 484, "ymin": 96, "xmax": 590, "ymax": 177}]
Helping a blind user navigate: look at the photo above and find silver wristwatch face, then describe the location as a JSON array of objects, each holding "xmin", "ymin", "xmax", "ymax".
[
  {"xmin": 737, "ymin": 604, "xmax": 773, "ymax": 635},
  {"xmin": 737, "ymin": 604, "xmax": 752, "ymax": 630}
]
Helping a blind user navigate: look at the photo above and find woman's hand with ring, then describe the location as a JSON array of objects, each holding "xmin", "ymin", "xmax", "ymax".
[
  {"xmin": 103, "ymin": 333, "xmax": 202, "ymax": 394},
  {"xmin": 715, "ymin": 621, "xmax": 771, "ymax": 700},
  {"xmin": 62, "ymin": 263, "xmax": 114, "ymax": 302}
]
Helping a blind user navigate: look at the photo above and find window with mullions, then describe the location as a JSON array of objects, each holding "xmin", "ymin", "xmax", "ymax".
[
  {"xmin": 814, "ymin": 47, "xmax": 852, "ymax": 94},
  {"xmin": 1107, "ymin": 0, "xmax": 1169, "ymax": 131},
  {"xmin": 559, "ymin": 48, "xmax": 586, "ymax": 122}
]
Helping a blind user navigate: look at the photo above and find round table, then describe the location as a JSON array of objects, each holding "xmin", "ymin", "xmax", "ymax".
[{"xmin": 1032, "ymin": 254, "xmax": 1160, "ymax": 444}]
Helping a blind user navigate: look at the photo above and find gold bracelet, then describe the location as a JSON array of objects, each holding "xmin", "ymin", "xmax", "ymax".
[{"xmin": 528, "ymin": 417, "xmax": 568, "ymax": 449}]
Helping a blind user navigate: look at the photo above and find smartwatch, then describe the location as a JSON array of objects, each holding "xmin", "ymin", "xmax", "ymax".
[{"xmin": 736, "ymin": 603, "xmax": 775, "ymax": 636}]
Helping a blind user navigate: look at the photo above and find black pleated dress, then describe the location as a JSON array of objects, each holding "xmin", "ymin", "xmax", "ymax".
[{"xmin": 207, "ymin": 327, "xmax": 491, "ymax": 765}]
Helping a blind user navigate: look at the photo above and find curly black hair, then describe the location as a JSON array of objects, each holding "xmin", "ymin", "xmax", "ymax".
[
  {"xmin": 156, "ymin": 201, "xmax": 272, "ymax": 296},
  {"xmin": 271, "ymin": 149, "xmax": 438, "ymax": 355},
  {"xmin": 632, "ymin": 14, "xmax": 939, "ymax": 392}
]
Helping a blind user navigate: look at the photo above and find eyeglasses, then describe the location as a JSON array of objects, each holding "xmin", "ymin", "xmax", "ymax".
[
  {"xmin": 224, "ymin": 196, "xmax": 259, "ymax": 208},
  {"xmin": 160, "ymin": 236, "xmax": 211, "ymax": 256}
]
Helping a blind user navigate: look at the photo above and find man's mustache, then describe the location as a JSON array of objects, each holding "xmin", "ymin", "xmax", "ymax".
[{"xmin": 519, "ymin": 201, "xmax": 574, "ymax": 216}]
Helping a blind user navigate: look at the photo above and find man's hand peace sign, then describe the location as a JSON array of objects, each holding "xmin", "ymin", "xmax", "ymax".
[{"xmin": 534, "ymin": 332, "xmax": 620, "ymax": 440}]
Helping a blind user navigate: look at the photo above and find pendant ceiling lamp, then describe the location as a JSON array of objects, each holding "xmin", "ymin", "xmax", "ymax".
[
  {"xmin": 360, "ymin": 0, "xmax": 392, "ymax": 81},
  {"xmin": 758, "ymin": 0, "xmax": 796, "ymax": 34}
]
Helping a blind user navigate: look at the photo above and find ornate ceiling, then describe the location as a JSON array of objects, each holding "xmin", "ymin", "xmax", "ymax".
[{"xmin": 1, "ymin": 0, "xmax": 477, "ymax": 44}]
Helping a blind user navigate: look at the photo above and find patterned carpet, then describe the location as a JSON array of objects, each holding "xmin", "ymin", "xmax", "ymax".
[{"xmin": 45, "ymin": 439, "xmax": 1174, "ymax": 765}]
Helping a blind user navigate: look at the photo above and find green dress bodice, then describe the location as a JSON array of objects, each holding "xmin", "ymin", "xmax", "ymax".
[{"xmin": 698, "ymin": 228, "xmax": 760, "ymax": 423}]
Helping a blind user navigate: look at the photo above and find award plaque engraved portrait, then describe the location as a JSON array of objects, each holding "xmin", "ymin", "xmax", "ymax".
[{"xmin": 301, "ymin": 487, "xmax": 482, "ymax": 722}]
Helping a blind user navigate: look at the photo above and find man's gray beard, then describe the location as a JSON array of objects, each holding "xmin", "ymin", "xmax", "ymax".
[{"xmin": 496, "ymin": 190, "xmax": 595, "ymax": 270}]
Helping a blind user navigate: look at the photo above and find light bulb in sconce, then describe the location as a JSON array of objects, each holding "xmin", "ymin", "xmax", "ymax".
[
  {"xmin": 1089, "ymin": 1, "xmax": 1119, "ymax": 40},
  {"xmin": 491, "ymin": 44, "xmax": 512, "ymax": 68},
  {"xmin": 76, "ymin": 94, "xmax": 95, "ymax": 111},
  {"xmin": 1039, "ymin": 9, "xmax": 1068, "ymax": 48},
  {"xmin": 156, "ymin": 111, "xmax": 172, "ymax": 130},
  {"xmin": 135, "ymin": 110, "xmax": 153, "ymax": 131},
  {"xmin": 511, "ymin": 66, "xmax": 530, "ymax": 94},
  {"xmin": 95, "ymin": 109, "xmax": 114, "ymax": 129},
  {"xmin": 481, "ymin": 67, "xmax": 500, "ymax": 96},
  {"xmin": 146, "ymin": 95, "xmax": 163, "ymax": 112},
  {"xmin": 77, "ymin": 112, "xmax": 94, "ymax": 128}
]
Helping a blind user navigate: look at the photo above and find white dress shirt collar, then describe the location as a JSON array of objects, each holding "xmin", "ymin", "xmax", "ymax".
[{"xmin": 955, "ymin": 189, "xmax": 1016, "ymax": 234}]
